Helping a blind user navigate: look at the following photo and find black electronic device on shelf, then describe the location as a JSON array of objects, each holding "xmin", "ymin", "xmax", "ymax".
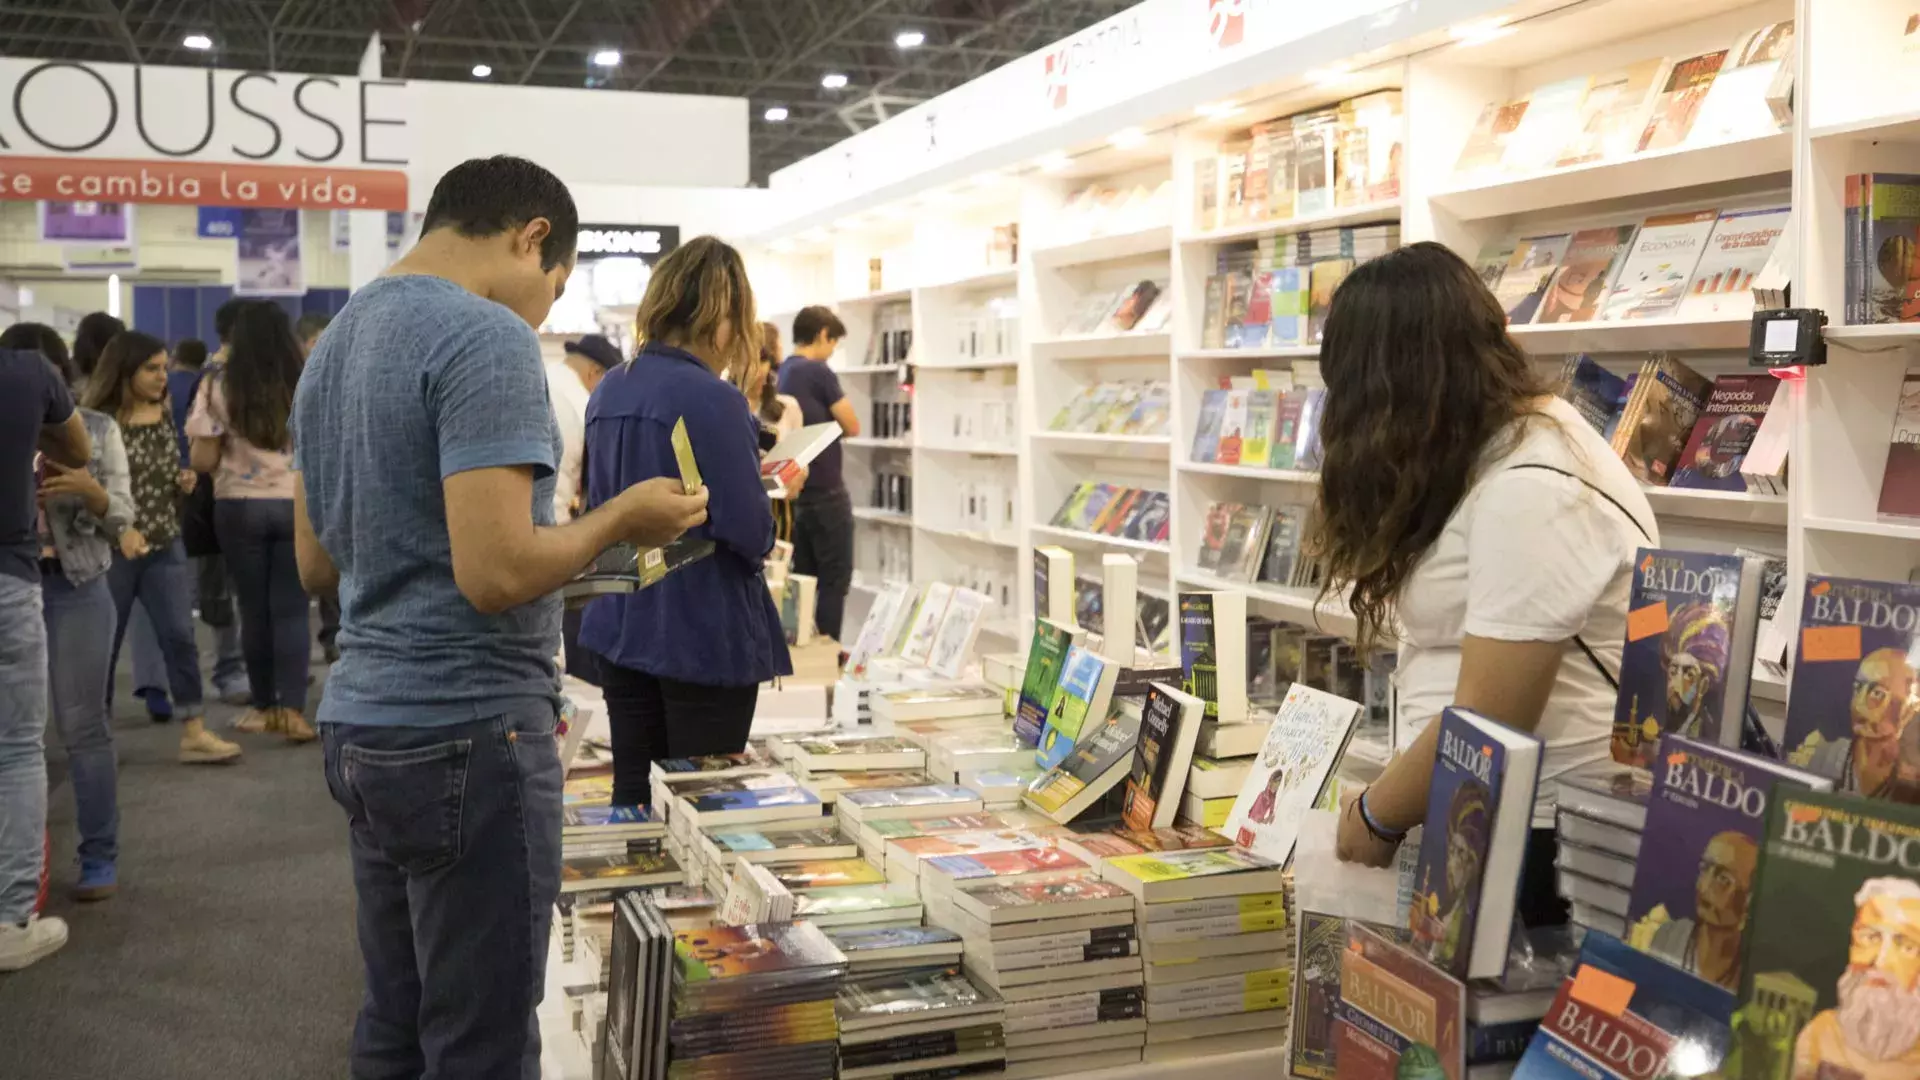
[{"xmin": 1749, "ymin": 307, "xmax": 1826, "ymax": 368}]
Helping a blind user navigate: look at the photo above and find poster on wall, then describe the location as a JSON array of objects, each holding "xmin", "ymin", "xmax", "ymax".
[
  {"xmin": 234, "ymin": 208, "xmax": 304, "ymax": 296},
  {"xmin": 40, "ymin": 201, "xmax": 133, "ymax": 244},
  {"xmin": 329, "ymin": 209, "xmax": 421, "ymax": 254}
]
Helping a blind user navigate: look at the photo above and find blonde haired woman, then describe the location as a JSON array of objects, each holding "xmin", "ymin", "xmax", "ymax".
[{"xmin": 579, "ymin": 237, "xmax": 793, "ymax": 809}]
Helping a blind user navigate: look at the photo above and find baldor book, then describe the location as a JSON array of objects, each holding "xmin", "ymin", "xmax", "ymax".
[
  {"xmin": 1120, "ymin": 682, "xmax": 1205, "ymax": 831},
  {"xmin": 1877, "ymin": 372, "xmax": 1920, "ymax": 518},
  {"xmin": 1783, "ymin": 574, "xmax": 1920, "ymax": 804},
  {"xmin": 1410, "ymin": 708, "xmax": 1542, "ymax": 981},
  {"xmin": 1723, "ymin": 788, "xmax": 1920, "ymax": 1080},
  {"xmin": 1670, "ymin": 375, "xmax": 1781, "ymax": 492},
  {"xmin": 1611, "ymin": 549, "xmax": 1766, "ymax": 766},
  {"xmin": 1333, "ymin": 922, "xmax": 1466, "ymax": 1080},
  {"xmin": 1511, "ymin": 929, "xmax": 1735, "ymax": 1079},
  {"xmin": 1610, "ymin": 353, "xmax": 1712, "ymax": 486},
  {"xmin": 1623, "ymin": 737, "xmax": 1830, "ymax": 991},
  {"xmin": 1221, "ymin": 683, "xmax": 1362, "ymax": 867}
]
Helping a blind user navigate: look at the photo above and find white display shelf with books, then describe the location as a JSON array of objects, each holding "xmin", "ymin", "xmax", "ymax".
[
  {"xmin": 836, "ymin": 285, "xmax": 915, "ymax": 306},
  {"xmin": 1029, "ymin": 331, "xmax": 1173, "ymax": 361},
  {"xmin": 915, "ymin": 522, "xmax": 1021, "ymax": 549},
  {"xmin": 920, "ymin": 265, "xmax": 1019, "ymax": 291},
  {"xmin": 1175, "ymin": 346, "xmax": 1320, "ymax": 362},
  {"xmin": 1825, "ymin": 323, "xmax": 1920, "ymax": 344},
  {"xmin": 1031, "ymin": 524, "xmax": 1172, "ymax": 557},
  {"xmin": 1507, "ymin": 313, "xmax": 1754, "ymax": 355},
  {"xmin": 835, "ymin": 364, "xmax": 905, "ymax": 377},
  {"xmin": 1174, "ymin": 199, "xmax": 1403, "ymax": 246},
  {"xmin": 1639, "ymin": 486, "xmax": 1790, "ymax": 527},
  {"xmin": 1426, "ymin": 130, "xmax": 1793, "ymax": 221},
  {"xmin": 853, "ymin": 507, "xmax": 914, "ymax": 527},
  {"xmin": 1807, "ymin": 109, "xmax": 1920, "ymax": 145},
  {"xmin": 917, "ymin": 356, "xmax": 1021, "ymax": 370},
  {"xmin": 1030, "ymin": 225, "xmax": 1175, "ymax": 270},
  {"xmin": 1176, "ymin": 569, "xmax": 1367, "ymax": 642},
  {"xmin": 1030, "ymin": 432, "xmax": 1172, "ymax": 458},
  {"xmin": 918, "ymin": 442, "xmax": 1020, "ymax": 457},
  {"xmin": 1177, "ymin": 462, "xmax": 1319, "ymax": 484},
  {"xmin": 1802, "ymin": 515, "xmax": 1920, "ymax": 543}
]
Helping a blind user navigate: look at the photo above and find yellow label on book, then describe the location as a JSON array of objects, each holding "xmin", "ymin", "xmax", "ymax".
[
  {"xmin": 670, "ymin": 417, "xmax": 702, "ymax": 494},
  {"xmin": 1242, "ymin": 985, "xmax": 1291, "ymax": 1010},
  {"xmin": 1239, "ymin": 968, "xmax": 1292, "ymax": 993},
  {"xmin": 1237, "ymin": 908, "xmax": 1287, "ymax": 933},
  {"xmin": 1236, "ymin": 893, "xmax": 1285, "ymax": 914}
]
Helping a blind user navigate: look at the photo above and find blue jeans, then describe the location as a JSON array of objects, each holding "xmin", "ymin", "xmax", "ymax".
[
  {"xmin": 323, "ymin": 705, "xmax": 563, "ymax": 1079},
  {"xmin": 43, "ymin": 573, "xmax": 119, "ymax": 865},
  {"xmin": 214, "ymin": 499, "xmax": 310, "ymax": 710},
  {"xmin": 129, "ymin": 598, "xmax": 166, "ymax": 695},
  {"xmin": 109, "ymin": 540, "xmax": 205, "ymax": 718},
  {"xmin": 0, "ymin": 574, "xmax": 49, "ymax": 923}
]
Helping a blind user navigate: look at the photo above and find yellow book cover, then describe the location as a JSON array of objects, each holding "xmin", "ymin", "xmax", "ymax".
[{"xmin": 671, "ymin": 416, "xmax": 702, "ymax": 494}]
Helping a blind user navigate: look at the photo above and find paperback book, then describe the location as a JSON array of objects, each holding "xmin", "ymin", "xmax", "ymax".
[
  {"xmin": 1222, "ymin": 683, "xmax": 1363, "ymax": 866},
  {"xmin": 1597, "ymin": 210, "xmax": 1719, "ymax": 322},
  {"xmin": 1178, "ymin": 591, "xmax": 1248, "ymax": 724},
  {"xmin": 1611, "ymin": 353, "xmax": 1712, "ymax": 486},
  {"xmin": 1333, "ymin": 922, "xmax": 1465, "ymax": 1080},
  {"xmin": 1669, "ymin": 374, "xmax": 1781, "ymax": 492},
  {"xmin": 1023, "ymin": 699, "xmax": 1145, "ymax": 824},
  {"xmin": 1783, "ymin": 574, "xmax": 1920, "ymax": 803},
  {"xmin": 1119, "ymin": 683, "xmax": 1206, "ymax": 831},
  {"xmin": 1512, "ymin": 929, "xmax": 1735, "ymax": 1079},
  {"xmin": 1036, "ymin": 645, "xmax": 1121, "ymax": 771},
  {"xmin": 1531, "ymin": 225, "xmax": 1638, "ymax": 324},
  {"xmin": 1555, "ymin": 354, "xmax": 1628, "ymax": 436},
  {"xmin": 1636, "ymin": 49, "xmax": 1729, "ymax": 152},
  {"xmin": 1622, "ymin": 736, "xmax": 1829, "ymax": 991},
  {"xmin": 1492, "ymin": 233, "xmax": 1573, "ymax": 325},
  {"xmin": 1611, "ymin": 548, "xmax": 1766, "ymax": 766},
  {"xmin": 1675, "ymin": 206, "xmax": 1790, "ymax": 319},
  {"xmin": 1878, "ymin": 372, "xmax": 1920, "ymax": 517}
]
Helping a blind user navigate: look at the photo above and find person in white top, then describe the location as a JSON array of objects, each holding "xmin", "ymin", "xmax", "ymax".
[
  {"xmin": 547, "ymin": 334, "xmax": 619, "ymax": 523},
  {"xmin": 1324, "ymin": 243, "xmax": 1657, "ymax": 929}
]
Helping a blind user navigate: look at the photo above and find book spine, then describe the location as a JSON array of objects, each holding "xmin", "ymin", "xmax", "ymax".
[{"xmin": 1847, "ymin": 173, "xmax": 1862, "ymax": 325}]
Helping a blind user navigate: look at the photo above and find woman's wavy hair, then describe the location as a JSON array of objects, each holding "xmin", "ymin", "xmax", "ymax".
[
  {"xmin": 82, "ymin": 330, "xmax": 170, "ymax": 424},
  {"xmin": 224, "ymin": 300, "xmax": 304, "ymax": 452},
  {"xmin": 1310, "ymin": 241, "xmax": 1550, "ymax": 650},
  {"xmin": 634, "ymin": 235, "xmax": 758, "ymax": 382}
]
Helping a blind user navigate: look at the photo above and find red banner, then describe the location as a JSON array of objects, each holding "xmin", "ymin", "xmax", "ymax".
[{"xmin": 0, "ymin": 156, "xmax": 407, "ymax": 211}]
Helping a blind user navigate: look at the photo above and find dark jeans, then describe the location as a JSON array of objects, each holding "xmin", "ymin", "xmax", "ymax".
[
  {"xmin": 792, "ymin": 487, "xmax": 853, "ymax": 643},
  {"xmin": 107, "ymin": 539, "xmax": 205, "ymax": 718},
  {"xmin": 214, "ymin": 499, "xmax": 310, "ymax": 710},
  {"xmin": 599, "ymin": 661, "xmax": 759, "ymax": 809},
  {"xmin": 322, "ymin": 705, "xmax": 563, "ymax": 1080},
  {"xmin": 43, "ymin": 573, "xmax": 119, "ymax": 865},
  {"xmin": 197, "ymin": 552, "xmax": 246, "ymax": 690}
]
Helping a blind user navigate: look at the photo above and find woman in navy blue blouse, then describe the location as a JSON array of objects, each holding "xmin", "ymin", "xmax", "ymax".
[{"xmin": 579, "ymin": 237, "xmax": 793, "ymax": 809}]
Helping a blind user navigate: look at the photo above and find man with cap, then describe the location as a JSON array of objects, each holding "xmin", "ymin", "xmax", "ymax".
[{"xmin": 551, "ymin": 334, "xmax": 620, "ymax": 524}]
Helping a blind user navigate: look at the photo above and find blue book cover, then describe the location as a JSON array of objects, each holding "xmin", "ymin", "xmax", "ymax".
[
  {"xmin": 684, "ymin": 786, "xmax": 819, "ymax": 813},
  {"xmin": 1410, "ymin": 709, "xmax": 1508, "ymax": 981},
  {"xmin": 1612, "ymin": 548, "xmax": 1747, "ymax": 768},
  {"xmin": 1513, "ymin": 931, "xmax": 1734, "ymax": 1079},
  {"xmin": 1178, "ymin": 593, "xmax": 1220, "ymax": 719},
  {"xmin": 564, "ymin": 804, "xmax": 655, "ymax": 828},
  {"xmin": 1623, "ymin": 737, "xmax": 1828, "ymax": 993},
  {"xmin": 1783, "ymin": 574, "xmax": 1920, "ymax": 802},
  {"xmin": 1191, "ymin": 389, "xmax": 1227, "ymax": 463}
]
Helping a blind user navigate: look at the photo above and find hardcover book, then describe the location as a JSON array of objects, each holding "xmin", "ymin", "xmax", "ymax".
[
  {"xmin": 1878, "ymin": 373, "xmax": 1920, "ymax": 517},
  {"xmin": 1676, "ymin": 206, "xmax": 1790, "ymax": 319},
  {"xmin": 1023, "ymin": 698, "xmax": 1145, "ymax": 824},
  {"xmin": 1410, "ymin": 708, "xmax": 1543, "ymax": 980},
  {"xmin": 1333, "ymin": 921, "xmax": 1466, "ymax": 1080},
  {"xmin": 1611, "ymin": 549, "xmax": 1766, "ymax": 765},
  {"xmin": 1222, "ymin": 683, "xmax": 1363, "ymax": 866},
  {"xmin": 1725, "ymin": 789, "xmax": 1920, "ymax": 1078},
  {"xmin": 1611, "ymin": 353, "xmax": 1712, "ymax": 486},
  {"xmin": 1783, "ymin": 574, "xmax": 1920, "ymax": 803},
  {"xmin": 1120, "ymin": 683, "xmax": 1206, "ymax": 831},
  {"xmin": 1597, "ymin": 210, "xmax": 1720, "ymax": 321},
  {"xmin": 1623, "ymin": 737, "xmax": 1829, "ymax": 991},
  {"xmin": 1037, "ymin": 645, "xmax": 1121, "ymax": 771},
  {"xmin": 1636, "ymin": 49, "xmax": 1729, "ymax": 152},
  {"xmin": 1556, "ymin": 354, "xmax": 1628, "ymax": 435},
  {"xmin": 1532, "ymin": 225, "xmax": 1638, "ymax": 324},
  {"xmin": 1512, "ymin": 929, "xmax": 1735, "ymax": 1079},
  {"xmin": 1492, "ymin": 234, "xmax": 1572, "ymax": 325},
  {"xmin": 1670, "ymin": 374, "xmax": 1781, "ymax": 492}
]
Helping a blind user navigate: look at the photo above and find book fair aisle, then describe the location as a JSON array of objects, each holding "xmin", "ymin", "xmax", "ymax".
[{"xmin": 546, "ymin": 0, "xmax": 1920, "ymax": 1079}]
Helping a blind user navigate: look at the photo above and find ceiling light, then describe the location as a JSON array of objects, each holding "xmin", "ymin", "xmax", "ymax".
[
  {"xmin": 182, "ymin": 33, "xmax": 213, "ymax": 50},
  {"xmin": 1037, "ymin": 153, "xmax": 1071, "ymax": 173},
  {"xmin": 764, "ymin": 106, "xmax": 790, "ymax": 122},
  {"xmin": 1450, "ymin": 17, "xmax": 1514, "ymax": 46},
  {"xmin": 895, "ymin": 30, "xmax": 926, "ymax": 49},
  {"xmin": 591, "ymin": 49, "xmax": 621, "ymax": 67},
  {"xmin": 822, "ymin": 72, "xmax": 849, "ymax": 90},
  {"xmin": 471, "ymin": 64, "xmax": 492, "ymax": 78},
  {"xmin": 1109, "ymin": 127, "xmax": 1147, "ymax": 149},
  {"xmin": 1195, "ymin": 100, "xmax": 1242, "ymax": 120}
]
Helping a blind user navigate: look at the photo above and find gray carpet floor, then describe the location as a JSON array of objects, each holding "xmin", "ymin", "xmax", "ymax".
[{"xmin": 0, "ymin": 628, "xmax": 360, "ymax": 1078}]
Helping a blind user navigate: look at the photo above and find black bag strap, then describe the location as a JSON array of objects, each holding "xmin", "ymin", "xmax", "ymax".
[{"xmin": 1504, "ymin": 463, "xmax": 1653, "ymax": 692}]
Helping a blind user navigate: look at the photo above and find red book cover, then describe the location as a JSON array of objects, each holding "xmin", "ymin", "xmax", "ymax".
[
  {"xmin": 1333, "ymin": 923, "xmax": 1465, "ymax": 1080},
  {"xmin": 1879, "ymin": 372, "xmax": 1920, "ymax": 516}
]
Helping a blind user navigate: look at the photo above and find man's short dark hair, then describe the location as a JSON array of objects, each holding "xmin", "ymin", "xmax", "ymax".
[
  {"xmin": 421, "ymin": 155, "xmax": 579, "ymax": 271},
  {"xmin": 214, "ymin": 297, "xmax": 246, "ymax": 345},
  {"xmin": 295, "ymin": 312, "xmax": 332, "ymax": 343},
  {"xmin": 174, "ymin": 338, "xmax": 209, "ymax": 370},
  {"xmin": 793, "ymin": 306, "xmax": 846, "ymax": 348}
]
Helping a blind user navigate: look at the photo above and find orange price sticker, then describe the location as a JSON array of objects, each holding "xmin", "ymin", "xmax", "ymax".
[
  {"xmin": 1626, "ymin": 602, "xmax": 1670, "ymax": 643},
  {"xmin": 1802, "ymin": 625, "xmax": 1863, "ymax": 664},
  {"xmin": 1570, "ymin": 964, "xmax": 1635, "ymax": 1018}
]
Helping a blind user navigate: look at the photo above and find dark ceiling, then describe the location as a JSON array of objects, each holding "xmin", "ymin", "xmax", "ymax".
[{"xmin": 0, "ymin": 0, "xmax": 1137, "ymax": 183}]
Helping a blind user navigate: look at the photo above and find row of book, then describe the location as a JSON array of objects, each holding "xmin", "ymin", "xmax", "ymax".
[
  {"xmin": 1053, "ymin": 279, "xmax": 1171, "ymax": 339},
  {"xmin": 1844, "ymin": 172, "xmax": 1920, "ymax": 326},
  {"xmin": 864, "ymin": 301, "xmax": 913, "ymax": 367},
  {"xmin": 1194, "ymin": 501, "xmax": 1318, "ymax": 591},
  {"xmin": 1192, "ymin": 90, "xmax": 1402, "ymax": 232},
  {"xmin": 1199, "ymin": 225, "xmax": 1400, "ymax": 349},
  {"xmin": 922, "ymin": 371, "xmax": 1016, "ymax": 448},
  {"xmin": 1046, "ymin": 379, "xmax": 1170, "ymax": 436},
  {"xmin": 1482, "ymin": 204, "xmax": 1789, "ymax": 326},
  {"xmin": 868, "ymin": 399, "xmax": 912, "ymax": 440},
  {"xmin": 1191, "ymin": 367, "xmax": 1326, "ymax": 471},
  {"xmin": 1557, "ymin": 353, "xmax": 1791, "ymax": 493},
  {"xmin": 1455, "ymin": 21, "xmax": 1793, "ymax": 181},
  {"xmin": 942, "ymin": 295, "xmax": 1021, "ymax": 363},
  {"xmin": 1039, "ymin": 181, "xmax": 1174, "ymax": 249},
  {"xmin": 1047, "ymin": 484, "xmax": 1171, "ymax": 545}
]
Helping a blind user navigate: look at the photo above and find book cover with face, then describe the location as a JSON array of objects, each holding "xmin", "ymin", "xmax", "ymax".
[
  {"xmin": 1784, "ymin": 575, "xmax": 1920, "ymax": 804},
  {"xmin": 1410, "ymin": 711, "xmax": 1505, "ymax": 980},
  {"xmin": 1612, "ymin": 549, "xmax": 1745, "ymax": 766}
]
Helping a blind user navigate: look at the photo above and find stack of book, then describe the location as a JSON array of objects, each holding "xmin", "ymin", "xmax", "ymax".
[
  {"xmin": 691, "ymin": 822, "xmax": 858, "ymax": 897},
  {"xmin": 930, "ymin": 877, "xmax": 1147, "ymax": 1076},
  {"xmin": 836, "ymin": 784, "xmax": 989, "ymax": 857},
  {"xmin": 1102, "ymin": 847, "xmax": 1294, "ymax": 1062},
  {"xmin": 869, "ymin": 686, "xmax": 1003, "ymax": 732},
  {"xmin": 826, "ymin": 925, "xmax": 964, "ymax": 974},
  {"xmin": 856, "ymin": 811, "xmax": 1020, "ymax": 868},
  {"xmin": 835, "ymin": 966, "xmax": 1007, "ymax": 1080},
  {"xmin": 1553, "ymin": 759, "xmax": 1651, "ymax": 939},
  {"xmin": 1193, "ymin": 91, "xmax": 1403, "ymax": 234},
  {"xmin": 1191, "ymin": 499, "xmax": 1318, "ymax": 588},
  {"xmin": 791, "ymin": 884, "xmax": 926, "ymax": 931},
  {"xmin": 666, "ymin": 921, "xmax": 848, "ymax": 1080},
  {"xmin": 658, "ymin": 771, "xmax": 823, "ymax": 867},
  {"xmin": 797, "ymin": 769, "xmax": 938, "ymax": 809},
  {"xmin": 599, "ymin": 893, "xmax": 674, "ymax": 1080}
]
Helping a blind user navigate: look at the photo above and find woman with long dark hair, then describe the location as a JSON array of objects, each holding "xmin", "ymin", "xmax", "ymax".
[
  {"xmin": 85, "ymin": 331, "xmax": 242, "ymax": 764},
  {"xmin": 69, "ymin": 312, "xmax": 125, "ymax": 390},
  {"xmin": 581, "ymin": 237, "xmax": 793, "ymax": 809},
  {"xmin": 187, "ymin": 301, "xmax": 313, "ymax": 742},
  {"xmin": 1323, "ymin": 243, "xmax": 1657, "ymax": 929}
]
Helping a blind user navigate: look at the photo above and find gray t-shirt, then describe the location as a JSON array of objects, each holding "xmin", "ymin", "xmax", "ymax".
[{"xmin": 291, "ymin": 274, "xmax": 562, "ymax": 726}]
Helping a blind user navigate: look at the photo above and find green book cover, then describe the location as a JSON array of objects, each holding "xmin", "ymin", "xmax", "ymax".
[
  {"xmin": 1037, "ymin": 645, "xmax": 1112, "ymax": 771},
  {"xmin": 1014, "ymin": 619, "xmax": 1079, "ymax": 749}
]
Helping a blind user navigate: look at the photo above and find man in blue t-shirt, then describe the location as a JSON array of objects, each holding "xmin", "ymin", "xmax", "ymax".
[
  {"xmin": 0, "ymin": 347, "xmax": 91, "ymax": 971},
  {"xmin": 290, "ymin": 156, "xmax": 707, "ymax": 1075},
  {"xmin": 777, "ymin": 305, "xmax": 859, "ymax": 642}
]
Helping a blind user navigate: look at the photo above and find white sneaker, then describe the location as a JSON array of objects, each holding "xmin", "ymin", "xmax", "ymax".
[{"xmin": 0, "ymin": 915, "xmax": 70, "ymax": 971}]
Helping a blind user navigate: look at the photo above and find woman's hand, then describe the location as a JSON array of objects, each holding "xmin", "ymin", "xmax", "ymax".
[
  {"xmin": 1337, "ymin": 789, "xmax": 1401, "ymax": 868},
  {"xmin": 120, "ymin": 528, "xmax": 151, "ymax": 560},
  {"xmin": 177, "ymin": 468, "xmax": 198, "ymax": 494},
  {"xmin": 40, "ymin": 461, "xmax": 110, "ymax": 517}
]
